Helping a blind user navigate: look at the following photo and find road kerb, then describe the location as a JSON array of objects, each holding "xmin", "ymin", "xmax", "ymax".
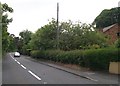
[{"xmin": 27, "ymin": 57, "xmax": 98, "ymax": 82}]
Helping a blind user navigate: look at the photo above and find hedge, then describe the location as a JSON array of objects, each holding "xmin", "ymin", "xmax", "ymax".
[
  {"xmin": 31, "ymin": 48, "xmax": 119, "ymax": 70},
  {"xmin": 83, "ymin": 48, "xmax": 119, "ymax": 70}
]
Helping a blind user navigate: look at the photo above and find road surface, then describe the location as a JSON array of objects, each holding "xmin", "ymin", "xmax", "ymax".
[{"xmin": 2, "ymin": 53, "xmax": 111, "ymax": 84}]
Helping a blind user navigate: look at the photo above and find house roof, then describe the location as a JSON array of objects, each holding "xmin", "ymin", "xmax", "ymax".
[{"xmin": 103, "ymin": 24, "xmax": 116, "ymax": 32}]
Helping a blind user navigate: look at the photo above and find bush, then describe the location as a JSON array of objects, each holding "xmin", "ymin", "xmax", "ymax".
[
  {"xmin": 30, "ymin": 50, "xmax": 39, "ymax": 58},
  {"xmin": 115, "ymin": 38, "xmax": 120, "ymax": 48},
  {"xmin": 83, "ymin": 48, "xmax": 119, "ymax": 70},
  {"xmin": 31, "ymin": 48, "xmax": 119, "ymax": 70}
]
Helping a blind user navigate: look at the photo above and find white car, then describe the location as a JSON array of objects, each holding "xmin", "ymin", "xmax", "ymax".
[{"xmin": 14, "ymin": 52, "xmax": 20, "ymax": 57}]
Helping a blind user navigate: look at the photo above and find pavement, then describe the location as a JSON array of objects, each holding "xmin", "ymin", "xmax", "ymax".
[{"xmin": 25, "ymin": 55, "xmax": 119, "ymax": 84}]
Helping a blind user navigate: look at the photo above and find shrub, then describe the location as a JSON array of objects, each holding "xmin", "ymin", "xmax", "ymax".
[
  {"xmin": 115, "ymin": 38, "xmax": 120, "ymax": 48},
  {"xmin": 31, "ymin": 50, "xmax": 45, "ymax": 58},
  {"xmin": 31, "ymin": 48, "xmax": 119, "ymax": 70},
  {"xmin": 83, "ymin": 48, "xmax": 119, "ymax": 70},
  {"xmin": 31, "ymin": 50, "xmax": 40, "ymax": 58}
]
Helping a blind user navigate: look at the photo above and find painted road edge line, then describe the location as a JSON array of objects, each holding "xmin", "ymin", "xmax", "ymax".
[{"xmin": 28, "ymin": 70, "xmax": 41, "ymax": 81}]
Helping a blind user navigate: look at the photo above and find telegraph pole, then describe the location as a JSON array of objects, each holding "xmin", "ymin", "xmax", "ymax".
[{"xmin": 57, "ymin": 2, "xmax": 59, "ymax": 49}]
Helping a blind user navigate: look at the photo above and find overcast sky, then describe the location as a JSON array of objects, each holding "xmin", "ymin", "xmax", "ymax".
[{"xmin": 1, "ymin": 0, "xmax": 120, "ymax": 36}]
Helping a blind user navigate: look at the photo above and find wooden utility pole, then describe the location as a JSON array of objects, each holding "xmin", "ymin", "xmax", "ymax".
[{"xmin": 57, "ymin": 2, "xmax": 59, "ymax": 49}]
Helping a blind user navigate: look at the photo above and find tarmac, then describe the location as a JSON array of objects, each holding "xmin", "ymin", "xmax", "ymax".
[{"xmin": 26, "ymin": 56, "xmax": 119, "ymax": 84}]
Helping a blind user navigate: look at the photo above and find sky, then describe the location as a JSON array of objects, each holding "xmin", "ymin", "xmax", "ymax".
[{"xmin": 1, "ymin": 0, "xmax": 120, "ymax": 36}]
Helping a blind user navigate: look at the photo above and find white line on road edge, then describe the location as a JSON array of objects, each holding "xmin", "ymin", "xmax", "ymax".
[
  {"xmin": 28, "ymin": 70, "xmax": 41, "ymax": 81},
  {"xmin": 20, "ymin": 64, "xmax": 26, "ymax": 69}
]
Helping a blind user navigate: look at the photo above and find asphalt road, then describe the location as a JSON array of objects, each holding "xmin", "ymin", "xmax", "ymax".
[{"xmin": 2, "ymin": 53, "xmax": 98, "ymax": 84}]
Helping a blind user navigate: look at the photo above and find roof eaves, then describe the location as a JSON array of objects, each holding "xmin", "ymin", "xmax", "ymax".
[{"xmin": 103, "ymin": 24, "xmax": 116, "ymax": 32}]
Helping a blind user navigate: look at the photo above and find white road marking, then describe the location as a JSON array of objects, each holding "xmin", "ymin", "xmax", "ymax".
[
  {"xmin": 20, "ymin": 64, "xmax": 27, "ymax": 69},
  {"xmin": 43, "ymin": 82, "xmax": 47, "ymax": 84},
  {"xmin": 9, "ymin": 53, "xmax": 98, "ymax": 82},
  {"xmin": 14, "ymin": 59, "xmax": 17, "ymax": 62},
  {"xmin": 9, "ymin": 53, "xmax": 97, "ymax": 82},
  {"xmin": 10, "ymin": 53, "xmax": 20, "ymax": 65},
  {"xmin": 85, "ymin": 76, "xmax": 98, "ymax": 82},
  {"xmin": 9, "ymin": 53, "xmax": 42, "ymax": 81},
  {"xmin": 85, "ymin": 72, "xmax": 95, "ymax": 75},
  {"xmin": 28, "ymin": 70, "xmax": 41, "ymax": 81},
  {"xmin": 17, "ymin": 61, "xmax": 20, "ymax": 64},
  {"xmin": 10, "ymin": 54, "xmax": 15, "ymax": 60},
  {"xmin": 12, "ymin": 57, "xmax": 15, "ymax": 60}
]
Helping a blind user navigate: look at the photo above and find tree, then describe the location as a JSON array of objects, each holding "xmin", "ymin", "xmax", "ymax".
[
  {"xmin": 115, "ymin": 38, "xmax": 120, "ymax": 48},
  {"xmin": 60, "ymin": 22, "xmax": 107, "ymax": 50},
  {"xmin": 29, "ymin": 19, "xmax": 57, "ymax": 50},
  {"xmin": 93, "ymin": 7, "xmax": 120, "ymax": 28},
  {"xmin": 19, "ymin": 30, "xmax": 32, "ymax": 55},
  {"xmin": 29, "ymin": 19, "xmax": 107, "ymax": 51},
  {"xmin": 1, "ymin": 3, "xmax": 13, "ymax": 53},
  {"xmin": 7, "ymin": 34, "xmax": 16, "ymax": 51},
  {"xmin": 59, "ymin": 20, "xmax": 74, "ymax": 50},
  {"xmin": 19, "ymin": 29, "xmax": 32, "ymax": 44}
]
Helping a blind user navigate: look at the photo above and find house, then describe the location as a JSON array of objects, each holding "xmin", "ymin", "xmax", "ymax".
[{"xmin": 101, "ymin": 23, "xmax": 120, "ymax": 44}]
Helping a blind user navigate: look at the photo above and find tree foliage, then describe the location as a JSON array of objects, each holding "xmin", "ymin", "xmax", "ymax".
[
  {"xmin": 19, "ymin": 30, "xmax": 32, "ymax": 54},
  {"xmin": 115, "ymin": 38, "xmax": 120, "ymax": 48},
  {"xmin": 29, "ymin": 19, "xmax": 57, "ymax": 50},
  {"xmin": 19, "ymin": 29, "xmax": 32, "ymax": 45},
  {"xmin": 7, "ymin": 34, "xmax": 16, "ymax": 51},
  {"xmin": 1, "ymin": 3, "xmax": 13, "ymax": 52},
  {"xmin": 29, "ymin": 19, "xmax": 107, "ymax": 51},
  {"xmin": 93, "ymin": 7, "xmax": 120, "ymax": 28}
]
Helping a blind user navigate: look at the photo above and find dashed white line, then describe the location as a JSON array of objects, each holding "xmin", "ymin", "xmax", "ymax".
[
  {"xmin": 28, "ymin": 70, "xmax": 41, "ymax": 81},
  {"xmin": 9, "ymin": 53, "xmax": 42, "ymax": 81},
  {"xmin": 20, "ymin": 64, "xmax": 27, "ymax": 69},
  {"xmin": 10, "ymin": 54, "xmax": 15, "ymax": 60},
  {"xmin": 17, "ymin": 61, "xmax": 20, "ymax": 64}
]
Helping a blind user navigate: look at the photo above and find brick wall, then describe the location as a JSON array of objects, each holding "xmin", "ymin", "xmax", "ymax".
[{"xmin": 103, "ymin": 24, "xmax": 120, "ymax": 44}]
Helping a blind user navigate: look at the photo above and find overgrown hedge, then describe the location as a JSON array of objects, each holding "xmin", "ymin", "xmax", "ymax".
[{"xmin": 31, "ymin": 48, "xmax": 119, "ymax": 70}]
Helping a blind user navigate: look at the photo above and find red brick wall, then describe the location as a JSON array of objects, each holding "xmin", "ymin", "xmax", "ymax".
[{"xmin": 104, "ymin": 24, "xmax": 120, "ymax": 44}]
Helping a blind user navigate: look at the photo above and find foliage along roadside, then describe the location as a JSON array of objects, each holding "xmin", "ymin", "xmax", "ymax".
[
  {"xmin": 31, "ymin": 48, "xmax": 119, "ymax": 70},
  {"xmin": 1, "ymin": 3, "xmax": 14, "ymax": 54},
  {"xmin": 28, "ymin": 19, "xmax": 108, "ymax": 51}
]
